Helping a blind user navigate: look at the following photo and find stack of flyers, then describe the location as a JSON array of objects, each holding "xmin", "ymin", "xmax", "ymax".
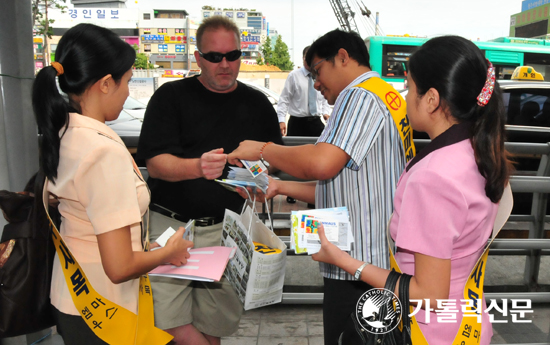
[
  {"xmin": 215, "ymin": 167, "xmax": 269, "ymax": 193},
  {"xmin": 290, "ymin": 207, "xmax": 354, "ymax": 255}
]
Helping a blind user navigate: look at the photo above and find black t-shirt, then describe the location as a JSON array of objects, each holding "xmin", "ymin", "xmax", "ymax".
[{"xmin": 137, "ymin": 76, "xmax": 283, "ymax": 220}]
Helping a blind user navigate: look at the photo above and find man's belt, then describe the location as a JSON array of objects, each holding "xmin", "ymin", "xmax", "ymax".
[
  {"xmin": 149, "ymin": 203, "xmax": 222, "ymax": 226},
  {"xmin": 290, "ymin": 115, "xmax": 321, "ymax": 121}
]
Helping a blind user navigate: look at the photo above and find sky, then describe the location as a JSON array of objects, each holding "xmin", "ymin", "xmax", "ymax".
[{"xmin": 124, "ymin": 0, "xmax": 524, "ymax": 67}]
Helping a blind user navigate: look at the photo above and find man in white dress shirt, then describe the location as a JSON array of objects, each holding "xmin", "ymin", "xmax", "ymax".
[{"xmin": 277, "ymin": 46, "xmax": 331, "ymax": 137}]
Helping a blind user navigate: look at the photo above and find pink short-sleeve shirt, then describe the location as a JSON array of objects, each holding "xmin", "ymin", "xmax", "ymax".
[
  {"xmin": 390, "ymin": 124, "xmax": 497, "ymax": 344},
  {"xmin": 48, "ymin": 113, "xmax": 149, "ymax": 315}
]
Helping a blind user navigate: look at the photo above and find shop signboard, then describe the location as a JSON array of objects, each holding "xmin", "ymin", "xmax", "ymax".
[{"xmin": 522, "ymin": 0, "xmax": 550, "ymax": 11}]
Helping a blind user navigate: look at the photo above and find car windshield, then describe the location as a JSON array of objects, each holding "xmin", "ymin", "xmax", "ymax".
[{"xmin": 123, "ymin": 97, "xmax": 146, "ymax": 110}]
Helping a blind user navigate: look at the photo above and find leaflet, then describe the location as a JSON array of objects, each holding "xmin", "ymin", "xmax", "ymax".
[
  {"xmin": 241, "ymin": 160, "xmax": 268, "ymax": 178},
  {"xmin": 290, "ymin": 207, "xmax": 353, "ymax": 255},
  {"xmin": 215, "ymin": 167, "xmax": 269, "ymax": 193}
]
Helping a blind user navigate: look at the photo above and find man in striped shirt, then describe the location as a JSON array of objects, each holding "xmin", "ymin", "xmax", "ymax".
[{"xmin": 228, "ymin": 29, "xmax": 407, "ymax": 344}]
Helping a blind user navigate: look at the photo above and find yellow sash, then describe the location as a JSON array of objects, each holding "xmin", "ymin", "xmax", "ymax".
[
  {"xmin": 42, "ymin": 174, "xmax": 173, "ymax": 345},
  {"xmin": 355, "ymin": 77, "xmax": 416, "ymax": 162},
  {"xmin": 387, "ymin": 184, "xmax": 513, "ymax": 344}
]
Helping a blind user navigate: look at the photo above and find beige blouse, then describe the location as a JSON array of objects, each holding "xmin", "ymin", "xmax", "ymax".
[{"xmin": 48, "ymin": 113, "xmax": 149, "ymax": 315}]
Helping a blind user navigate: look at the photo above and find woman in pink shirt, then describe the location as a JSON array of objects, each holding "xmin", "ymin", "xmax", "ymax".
[
  {"xmin": 32, "ymin": 24, "xmax": 193, "ymax": 345},
  {"xmin": 312, "ymin": 36, "xmax": 513, "ymax": 344}
]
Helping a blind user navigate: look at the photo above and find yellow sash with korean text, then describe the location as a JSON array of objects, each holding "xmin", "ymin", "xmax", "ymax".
[
  {"xmin": 355, "ymin": 77, "xmax": 415, "ymax": 162},
  {"xmin": 387, "ymin": 184, "xmax": 513, "ymax": 344},
  {"xmin": 42, "ymin": 179, "xmax": 173, "ymax": 345}
]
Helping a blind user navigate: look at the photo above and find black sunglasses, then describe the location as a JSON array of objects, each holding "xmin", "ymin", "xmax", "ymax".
[{"xmin": 197, "ymin": 49, "xmax": 242, "ymax": 63}]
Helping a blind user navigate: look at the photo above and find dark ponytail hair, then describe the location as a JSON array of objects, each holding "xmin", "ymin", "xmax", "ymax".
[
  {"xmin": 32, "ymin": 23, "xmax": 136, "ymax": 182},
  {"xmin": 408, "ymin": 36, "xmax": 513, "ymax": 202}
]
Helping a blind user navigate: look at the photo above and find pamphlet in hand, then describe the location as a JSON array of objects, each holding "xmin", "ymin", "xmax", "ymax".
[
  {"xmin": 241, "ymin": 159, "xmax": 268, "ymax": 178},
  {"xmin": 290, "ymin": 207, "xmax": 353, "ymax": 255},
  {"xmin": 215, "ymin": 167, "xmax": 269, "ymax": 193},
  {"xmin": 149, "ymin": 246, "xmax": 236, "ymax": 282},
  {"xmin": 155, "ymin": 219, "xmax": 195, "ymax": 248}
]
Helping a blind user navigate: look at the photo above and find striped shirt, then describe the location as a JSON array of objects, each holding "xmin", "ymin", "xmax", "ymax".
[{"xmin": 316, "ymin": 71, "xmax": 407, "ymax": 280}]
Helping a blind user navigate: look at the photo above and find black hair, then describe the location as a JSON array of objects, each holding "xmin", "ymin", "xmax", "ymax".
[
  {"xmin": 302, "ymin": 45, "xmax": 310, "ymax": 57},
  {"xmin": 305, "ymin": 29, "xmax": 370, "ymax": 69},
  {"xmin": 408, "ymin": 35, "xmax": 513, "ymax": 202},
  {"xmin": 32, "ymin": 23, "xmax": 136, "ymax": 182}
]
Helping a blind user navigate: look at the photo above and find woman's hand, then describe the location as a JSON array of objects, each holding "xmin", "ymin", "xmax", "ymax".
[
  {"xmin": 227, "ymin": 140, "xmax": 265, "ymax": 166},
  {"xmin": 311, "ymin": 224, "xmax": 349, "ymax": 266},
  {"xmin": 164, "ymin": 226, "xmax": 193, "ymax": 266}
]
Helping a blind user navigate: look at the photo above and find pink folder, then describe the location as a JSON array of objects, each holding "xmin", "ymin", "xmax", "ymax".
[{"xmin": 149, "ymin": 246, "xmax": 236, "ymax": 282}]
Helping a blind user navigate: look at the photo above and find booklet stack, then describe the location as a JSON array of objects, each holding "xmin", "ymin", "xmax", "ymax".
[
  {"xmin": 290, "ymin": 207, "xmax": 354, "ymax": 255},
  {"xmin": 216, "ymin": 166, "xmax": 269, "ymax": 193}
]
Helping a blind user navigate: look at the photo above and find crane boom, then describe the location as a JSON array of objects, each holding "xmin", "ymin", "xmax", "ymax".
[{"xmin": 328, "ymin": 0, "xmax": 359, "ymax": 33}]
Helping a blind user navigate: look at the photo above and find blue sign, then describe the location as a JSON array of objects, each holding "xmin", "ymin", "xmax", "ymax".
[
  {"xmin": 522, "ymin": 0, "xmax": 550, "ymax": 12},
  {"xmin": 242, "ymin": 35, "xmax": 260, "ymax": 43},
  {"xmin": 141, "ymin": 35, "xmax": 164, "ymax": 43}
]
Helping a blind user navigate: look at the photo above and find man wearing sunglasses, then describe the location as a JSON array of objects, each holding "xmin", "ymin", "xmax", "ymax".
[
  {"xmin": 228, "ymin": 29, "xmax": 408, "ymax": 345},
  {"xmin": 137, "ymin": 16, "xmax": 282, "ymax": 345}
]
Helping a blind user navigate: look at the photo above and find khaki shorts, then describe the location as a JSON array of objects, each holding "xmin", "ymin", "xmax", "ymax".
[{"xmin": 148, "ymin": 210, "xmax": 243, "ymax": 336}]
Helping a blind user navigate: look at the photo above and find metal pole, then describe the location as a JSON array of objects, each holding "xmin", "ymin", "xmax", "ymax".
[
  {"xmin": 375, "ymin": 12, "xmax": 380, "ymax": 36},
  {"xmin": 186, "ymin": 16, "xmax": 191, "ymax": 70},
  {"xmin": 291, "ymin": 0, "xmax": 294, "ymax": 64},
  {"xmin": 0, "ymin": 3, "xmax": 40, "ymax": 342}
]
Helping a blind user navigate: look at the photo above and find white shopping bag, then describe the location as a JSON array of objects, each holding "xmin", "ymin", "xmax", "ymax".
[{"xmin": 221, "ymin": 205, "xmax": 287, "ymax": 310}]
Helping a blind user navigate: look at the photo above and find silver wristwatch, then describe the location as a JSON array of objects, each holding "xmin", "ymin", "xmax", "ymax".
[{"xmin": 354, "ymin": 262, "xmax": 369, "ymax": 280}]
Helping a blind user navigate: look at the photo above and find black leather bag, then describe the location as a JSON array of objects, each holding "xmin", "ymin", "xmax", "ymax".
[
  {"xmin": 338, "ymin": 270, "xmax": 413, "ymax": 345},
  {"xmin": 0, "ymin": 173, "xmax": 60, "ymax": 338}
]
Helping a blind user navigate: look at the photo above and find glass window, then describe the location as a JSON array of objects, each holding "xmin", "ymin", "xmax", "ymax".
[
  {"xmin": 143, "ymin": 13, "xmax": 150, "ymax": 20},
  {"xmin": 144, "ymin": 44, "xmax": 151, "ymax": 52},
  {"xmin": 502, "ymin": 87, "xmax": 550, "ymax": 127},
  {"xmin": 524, "ymin": 52, "xmax": 550, "ymax": 80},
  {"xmin": 381, "ymin": 45, "xmax": 417, "ymax": 78}
]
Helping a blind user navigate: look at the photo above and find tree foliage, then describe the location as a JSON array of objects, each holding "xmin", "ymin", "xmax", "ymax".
[
  {"xmin": 271, "ymin": 35, "xmax": 294, "ymax": 71},
  {"xmin": 32, "ymin": 0, "xmax": 66, "ymax": 38},
  {"xmin": 258, "ymin": 36, "xmax": 273, "ymax": 66},
  {"xmin": 135, "ymin": 53, "xmax": 154, "ymax": 69}
]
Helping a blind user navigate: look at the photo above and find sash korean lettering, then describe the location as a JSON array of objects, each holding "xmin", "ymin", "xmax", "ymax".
[
  {"xmin": 42, "ymin": 174, "xmax": 173, "ymax": 345},
  {"xmin": 387, "ymin": 184, "xmax": 513, "ymax": 345},
  {"xmin": 354, "ymin": 77, "xmax": 416, "ymax": 162}
]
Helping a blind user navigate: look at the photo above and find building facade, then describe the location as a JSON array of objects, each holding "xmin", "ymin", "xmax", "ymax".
[
  {"xmin": 201, "ymin": 8, "xmax": 268, "ymax": 63},
  {"xmin": 41, "ymin": 5, "xmax": 198, "ymax": 70},
  {"xmin": 510, "ymin": 0, "xmax": 550, "ymax": 38}
]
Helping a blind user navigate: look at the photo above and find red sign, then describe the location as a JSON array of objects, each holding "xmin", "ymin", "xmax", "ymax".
[{"xmin": 385, "ymin": 91, "xmax": 402, "ymax": 111}]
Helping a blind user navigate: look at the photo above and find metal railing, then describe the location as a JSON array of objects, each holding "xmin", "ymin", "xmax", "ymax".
[{"xmin": 272, "ymin": 135, "xmax": 550, "ymax": 305}]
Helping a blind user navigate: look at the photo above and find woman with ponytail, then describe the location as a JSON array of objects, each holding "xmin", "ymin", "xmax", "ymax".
[
  {"xmin": 33, "ymin": 23, "xmax": 193, "ymax": 344},
  {"xmin": 312, "ymin": 35, "xmax": 513, "ymax": 344}
]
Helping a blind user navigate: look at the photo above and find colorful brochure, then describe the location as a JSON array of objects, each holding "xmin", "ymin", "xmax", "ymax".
[
  {"xmin": 241, "ymin": 160, "xmax": 268, "ymax": 178},
  {"xmin": 290, "ymin": 207, "xmax": 353, "ymax": 255}
]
